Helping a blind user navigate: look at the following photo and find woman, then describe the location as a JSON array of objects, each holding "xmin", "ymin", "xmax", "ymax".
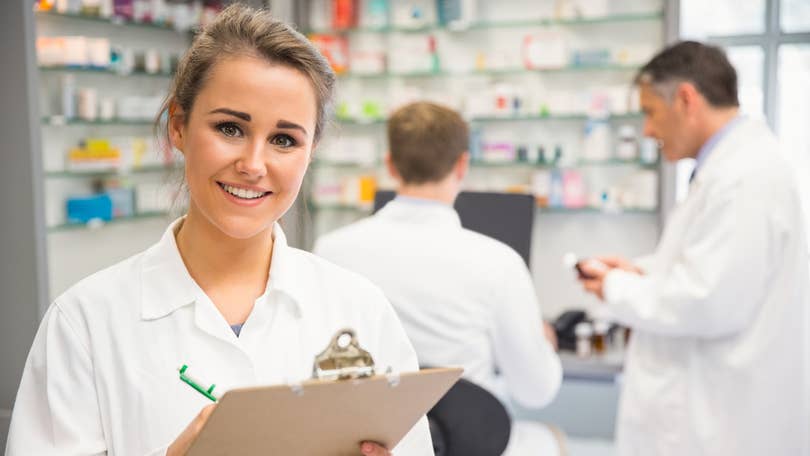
[{"xmin": 6, "ymin": 5, "xmax": 432, "ymax": 455}]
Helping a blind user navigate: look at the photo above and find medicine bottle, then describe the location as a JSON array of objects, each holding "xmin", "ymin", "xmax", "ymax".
[
  {"xmin": 575, "ymin": 322, "xmax": 593, "ymax": 358},
  {"xmin": 592, "ymin": 320, "xmax": 610, "ymax": 355}
]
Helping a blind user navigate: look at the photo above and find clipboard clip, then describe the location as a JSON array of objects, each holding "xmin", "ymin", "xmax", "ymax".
[{"xmin": 312, "ymin": 328, "xmax": 376, "ymax": 381}]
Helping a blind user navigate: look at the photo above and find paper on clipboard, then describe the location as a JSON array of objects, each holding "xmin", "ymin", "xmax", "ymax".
[{"xmin": 187, "ymin": 367, "xmax": 462, "ymax": 456}]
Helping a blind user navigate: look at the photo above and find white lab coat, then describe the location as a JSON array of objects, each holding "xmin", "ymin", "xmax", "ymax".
[
  {"xmin": 6, "ymin": 220, "xmax": 434, "ymax": 456},
  {"xmin": 603, "ymin": 118, "xmax": 810, "ymax": 456},
  {"xmin": 314, "ymin": 199, "xmax": 562, "ymax": 455}
]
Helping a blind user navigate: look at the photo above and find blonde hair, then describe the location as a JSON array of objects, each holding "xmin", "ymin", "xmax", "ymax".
[{"xmin": 156, "ymin": 4, "xmax": 335, "ymax": 149}]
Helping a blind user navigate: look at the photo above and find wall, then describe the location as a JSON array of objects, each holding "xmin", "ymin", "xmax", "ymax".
[{"xmin": 0, "ymin": 0, "xmax": 50, "ymax": 448}]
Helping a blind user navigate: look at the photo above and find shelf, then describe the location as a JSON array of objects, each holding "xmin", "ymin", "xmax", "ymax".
[
  {"xmin": 311, "ymin": 160, "xmax": 380, "ymax": 169},
  {"xmin": 35, "ymin": 10, "xmax": 190, "ymax": 32},
  {"xmin": 308, "ymin": 11, "xmax": 663, "ymax": 34},
  {"xmin": 309, "ymin": 159, "xmax": 657, "ymax": 170},
  {"xmin": 309, "ymin": 203, "xmax": 373, "ymax": 213},
  {"xmin": 470, "ymin": 112, "xmax": 643, "ymax": 122},
  {"xmin": 41, "ymin": 117, "xmax": 155, "ymax": 126},
  {"xmin": 560, "ymin": 351, "xmax": 624, "ymax": 383},
  {"xmin": 333, "ymin": 118, "xmax": 387, "ymax": 125},
  {"xmin": 47, "ymin": 211, "xmax": 170, "ymax": 233},
  {"xmin": 307, "ymin": 201, "xmax": 656, "ymax": 215},
  {"xmin": 537, "ymin": 207, "xmax": 657, "ymax": 214},
  {"xmin": 338, "ymin": 64, "xmax": 641, "ymax": 79},
  {"xmin": 335, "ymin": 113, "xmax": 643, "ymax": 126},
  {"xmin": 470, "ymin": 159, "xmax": 658, "ymax": 169},
  {"xmin": 45, "ymin": 164, "xmax": 181, "ymax": 179},
  {"xmin": 38, "ymin": 66, "xmax": 173, "ymax": 78}
]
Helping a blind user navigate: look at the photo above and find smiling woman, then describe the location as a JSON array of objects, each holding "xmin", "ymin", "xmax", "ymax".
[
  {"xmin": 170, "ymin": 57, "xmax": 316, "ymax": 241},
  {"xmin": 5, "ymin": 5, "xmax": 433, "ymax": 456}
]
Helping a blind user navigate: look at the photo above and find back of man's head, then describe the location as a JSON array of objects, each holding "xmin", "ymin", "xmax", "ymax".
[
  {"xmin": 387, "ymin": 102, "xmax": 469, "ymax": 184},
  {"xmin": 635, "ymin": 41, "xmax": 739, "ymax": 108}
]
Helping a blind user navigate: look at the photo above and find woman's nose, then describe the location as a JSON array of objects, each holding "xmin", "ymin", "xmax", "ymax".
[{"xmin": 235, "ymin": 141, "xmax": 267, "ymax": 178}]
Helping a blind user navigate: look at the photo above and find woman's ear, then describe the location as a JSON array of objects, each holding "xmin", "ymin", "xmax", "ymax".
[{"xmin": 168, "ymin": 102, "xmax": 186, "ymax": 154}]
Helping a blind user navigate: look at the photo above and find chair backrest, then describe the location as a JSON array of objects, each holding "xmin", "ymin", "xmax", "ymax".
[{"xmin": 427, "ymin": 376, "xmax": 512, "ymax": 456}]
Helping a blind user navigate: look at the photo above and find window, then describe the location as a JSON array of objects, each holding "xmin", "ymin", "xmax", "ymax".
[
  {"xmin": 778, "ymin": 44, "xmax": 810, "ymax": 248},
  {"xmin": 680, "ymin": 0, "xmax": 766, "ymax": 38},
  {"xmin": 677, "ymin": 0, "xmax": 810, "ymax": 244}
]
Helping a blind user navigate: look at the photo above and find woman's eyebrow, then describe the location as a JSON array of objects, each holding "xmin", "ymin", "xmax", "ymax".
[
  {"xmin": 277, "ymin": 119, "xmax": 308, "ymax": 136},
  {"xmin": 208, "ymin": 108, "xmax": 251, "ymax": 121}
]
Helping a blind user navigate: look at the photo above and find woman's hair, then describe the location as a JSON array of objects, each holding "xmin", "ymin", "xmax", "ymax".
[{"xmin": 155, "ymin": 4, "xmax": 336, "ymax": 150}]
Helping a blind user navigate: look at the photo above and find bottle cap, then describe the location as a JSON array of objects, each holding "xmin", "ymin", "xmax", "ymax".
[{"xmin": 575, "ymin": 322, "xmax": 593, "ymax": 337}]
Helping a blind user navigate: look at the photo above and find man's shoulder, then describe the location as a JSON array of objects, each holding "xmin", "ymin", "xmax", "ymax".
[
  {"xmin": 314, "ymin": 216, "xmax": 384, "ymax": 251},
  {"xmin": 455, "ymin": 227, "xmax": 526, "ymax": 265}
]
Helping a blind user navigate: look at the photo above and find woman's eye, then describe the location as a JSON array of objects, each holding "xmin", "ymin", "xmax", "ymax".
[
  {"xmin": 217, "ymin": 123, "xmax": 243, "ymax": 138},
  {"xmin": 271, "ymin": 134, "xmax": 296, "ymax": 148}
]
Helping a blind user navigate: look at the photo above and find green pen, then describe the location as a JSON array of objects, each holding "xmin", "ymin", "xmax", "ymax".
[{"xmin": 178, "ymin": 364, "xmax": 219, "ymax": 402}]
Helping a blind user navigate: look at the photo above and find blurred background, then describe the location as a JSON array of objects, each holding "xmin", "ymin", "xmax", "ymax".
[{"xmin": 1, "ymin": 0, "xmax": 808, "ymax": 453}]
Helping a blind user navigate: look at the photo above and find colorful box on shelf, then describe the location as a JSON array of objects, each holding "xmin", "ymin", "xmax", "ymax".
[
  {"xmin": 312, "ymin": 175, "xmax": 377, "ymax": 208},
  {"xmin": 37, "ymin": 36, "xmax": 111, "ymax": 68},
  {"xmin": 530, "ymin": 168, "xmax": 658, "ymax": 212},
  {"xmin": 65, "ymin": 136, "xmax": 174, "ymax": 172},
  {"xmin": 35, "ymin": 0, "xmax": 220, "ymax": 32},
  {"xmin": 309, "ymin": 34, "xmax": 349, "ymax": 74},
  {"xmin": 67, "ymin": 139, "xmax": 121, "ymax": 170},
  {"xmin": 66, "ymin": 193, "xmax": 113, "ymax": 223}
]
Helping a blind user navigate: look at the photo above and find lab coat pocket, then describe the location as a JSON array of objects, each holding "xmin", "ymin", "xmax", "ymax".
[{"xmin": 132, "ymin": 365, "xmax": 192, "ymax": 452}]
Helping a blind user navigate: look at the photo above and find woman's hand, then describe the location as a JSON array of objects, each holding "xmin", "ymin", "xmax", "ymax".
[
  {"xmin": 167, "ymin": 404, "xmax": 216, "ymax": 456},
  {"xmin": 360, "ymin": 441, "xmax": 391, "ymax": 455}
]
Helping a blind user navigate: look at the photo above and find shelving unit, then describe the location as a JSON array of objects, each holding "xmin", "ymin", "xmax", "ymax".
[
  {"xmin": 300, "ymin": 1, "xmax": 667, "ymax": 322},
  {"xmin": 34, "ymin": 5, "xmax": 199, "ymax": 298}
]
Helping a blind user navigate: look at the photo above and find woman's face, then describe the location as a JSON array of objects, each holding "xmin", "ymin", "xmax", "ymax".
[{"xmin": 170, "ymin": 55, "xmax": 318, "ymax": 240}]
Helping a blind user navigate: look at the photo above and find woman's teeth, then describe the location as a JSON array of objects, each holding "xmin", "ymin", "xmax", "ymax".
[{"xmin": 220, "ymin": 183, "xmax": 266, "ymax": 199}]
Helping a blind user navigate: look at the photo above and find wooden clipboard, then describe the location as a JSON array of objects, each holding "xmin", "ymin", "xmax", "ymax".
[{"xmin": 187, "ymin": 367, "xmax": 463, "ymax": 456}]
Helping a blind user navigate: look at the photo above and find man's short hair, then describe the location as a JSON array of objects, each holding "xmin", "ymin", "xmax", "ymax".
[
  {"xmin": 635, "ymin": 41, "xmax": 739, "ymax": 108},
  {"xmin": 387, "ymin": 102, "xmax": 469, "ymax": 184}
]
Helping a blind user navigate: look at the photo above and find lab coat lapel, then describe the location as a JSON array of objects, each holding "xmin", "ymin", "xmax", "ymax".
[
  {"xmin": 140, "ymin": 219, "xmax": 200, "ymax": 321},
  {"xmin": 193, "ymin": 293, "xmax": 239, "ymax": 346}
]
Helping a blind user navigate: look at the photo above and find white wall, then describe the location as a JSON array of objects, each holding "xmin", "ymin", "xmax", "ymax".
[{"xmin": 530, "ymin": 213, "xmax": 659, "ymax": 318}]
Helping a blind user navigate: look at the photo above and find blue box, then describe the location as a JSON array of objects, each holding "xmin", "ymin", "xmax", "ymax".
[{"xmin": 66, "ymin": 194, "xmax": 114, "ymax": 224}]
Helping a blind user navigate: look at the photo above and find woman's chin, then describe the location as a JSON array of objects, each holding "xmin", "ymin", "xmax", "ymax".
[{"xmin": 212, "ymin": 214, "xmax": 276, "ymax": 241}]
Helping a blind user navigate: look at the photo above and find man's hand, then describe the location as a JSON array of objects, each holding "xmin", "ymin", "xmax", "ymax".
[
  {"xmin": 360, "ymin": 441, "xmax": 391, "ymax": 455},
  {"xmin": 595, "ymin": 256, "xmax": 644, "ymax": 274},
  {"xmin": 543, "ymin": 321, "xmax": 559, "ymax": 351},
  {"xmin": 578, "ymin": 256, "xmax": 643, "ymax": 301}
]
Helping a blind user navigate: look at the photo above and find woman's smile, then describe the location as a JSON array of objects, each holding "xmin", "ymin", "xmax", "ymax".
[{"xmin": 216, "ymin": 181, "xmax": 273, "ymax": 207}]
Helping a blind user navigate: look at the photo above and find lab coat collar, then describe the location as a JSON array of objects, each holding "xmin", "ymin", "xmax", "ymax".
[
  {"xmin": 140, "ymin": 218, "xmax": 201, "ymax": 320},
  {"xmin": 140, "ymin": 218, "xmax": 305, "ymax": 321},
  {"xmin": 377, "ymin": 197, "xmax": 462, "ymax": 228},
  {"xmin": 264, "ymin": 223, "xmax": 307, "ymax": 320},
  {"xmin": 690, "ymin": 117, "xmax": 767, "ymax": 187}
]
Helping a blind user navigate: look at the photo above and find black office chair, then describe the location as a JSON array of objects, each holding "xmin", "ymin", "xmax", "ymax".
[{"xmin": 426, "ymin": 376, "xmax": 512, "ymax": 456}]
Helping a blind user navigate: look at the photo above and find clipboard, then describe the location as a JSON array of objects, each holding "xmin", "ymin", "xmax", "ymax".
[{"xmin": 186, "ymin": 329, "xmax": 463, "ymax": 456}]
